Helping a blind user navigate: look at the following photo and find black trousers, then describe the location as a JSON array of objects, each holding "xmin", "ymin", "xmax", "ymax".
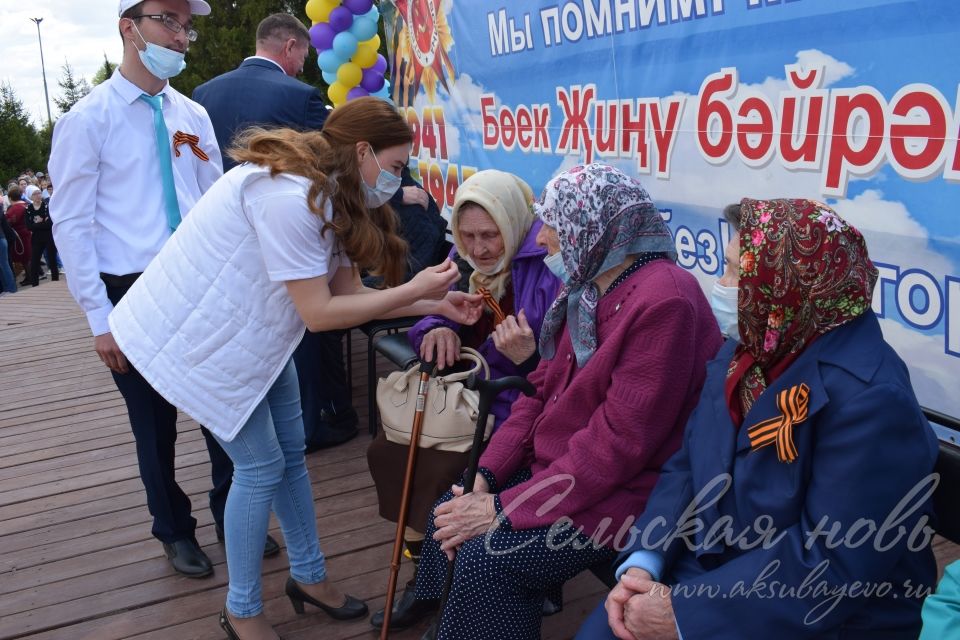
[
  {"xmin": 292, "ymin": 329, "xmax": 358, "ymax": 448},
  {"xmin": 28, "ymin": 235, "xmax": 58, "ymax": 285},
  {"xmin": 105, "ymin": 277, "xmax": 232, "ymax": 543}
]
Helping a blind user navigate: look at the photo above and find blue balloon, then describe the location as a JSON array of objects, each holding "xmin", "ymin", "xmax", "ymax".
[
  {"xmin": 364, "ymin": 5, "xmax": 380, "ymax": 23},
  {"xmin": 318, "ymin": 49, "xmax": 345, "ymax": 73},
  {"xmin": 373, "ymin": 80, "xmax": 391, "ymax": 99},
  {"xmin": 349, "ymin": 17, "xmax": 378, "ymax": 41},
  {"xmin": 321, "ymin": 70, "xmax": 338, "ymax": 85},
  {"xmin": 332, "ymin": 31, "xmax": 359, "ymax": 61}
]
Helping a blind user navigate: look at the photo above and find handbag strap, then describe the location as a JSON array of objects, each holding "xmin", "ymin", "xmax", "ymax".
[
  {"xmin": 441, "ymin": 346, "xmax": 489, "ymax": 382},
  {"xmin": 388, "ymin": 346, "xmax": 491, "ymax": 391}
]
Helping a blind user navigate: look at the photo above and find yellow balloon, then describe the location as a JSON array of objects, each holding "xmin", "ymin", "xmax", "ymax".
[
  {"xmin": 337, "ymin": 62, "xmax": 362, "ymax": 88},
  {"xmin": 305, "ymin": 0, "xmax": 325, "ymax": 23},
  {"xmin": 352, "ymin": 45, "xmax": 378, "ymax": 68},
  {"xmin": 328, "ymin": 81, "xmax": 349, "ymax": 106},
  {"xmin": 320, "ymin": 0, "xmax": 341, "ymax": 20},
  {"xmin": 364, "ymin": 34, "xmax": 381, "ymax": 53}
]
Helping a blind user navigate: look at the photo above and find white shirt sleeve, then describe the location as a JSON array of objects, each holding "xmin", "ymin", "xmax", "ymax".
[
  {"xmin": 49, "ymin": 111, "xmax": 114, "ymax": 336},
  {"xmin": 246, "ymin": 177, "xmax": 342, "ymax": 282}
]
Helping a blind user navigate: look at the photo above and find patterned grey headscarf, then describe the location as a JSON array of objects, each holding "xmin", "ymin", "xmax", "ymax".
[{"xmin": 536, "ymin": 164, "xmax": 676, "ymax": 367}]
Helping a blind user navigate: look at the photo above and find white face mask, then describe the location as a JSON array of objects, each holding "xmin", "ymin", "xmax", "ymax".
[
  {"xmin": 543, "ymin": 251, "xmax": 569, "ymax": 284},
  {"xmin": 710, "ymin": 280, "xmax": 740, "ymax": 340},
  {"xmin": 362, "ymin": 150, "xmax": 402, "ymax": 208},
  {"xmin": 133, "ymin": 23, "xmax": 187, "ymax": 80}
]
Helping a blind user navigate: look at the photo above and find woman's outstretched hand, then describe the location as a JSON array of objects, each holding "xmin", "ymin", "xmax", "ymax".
[
  {"xmin": 436, "ymin": 291, "xmax": 483, "ymax": 326},
  {"xmin": 409, "ymin": 259, "xmax": 460, "ymax": 300}
]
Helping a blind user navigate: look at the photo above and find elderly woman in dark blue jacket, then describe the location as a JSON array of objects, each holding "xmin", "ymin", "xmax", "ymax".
[{"xmin": 578, "ymin": 198, "xmax": 939, "ymax": 640}]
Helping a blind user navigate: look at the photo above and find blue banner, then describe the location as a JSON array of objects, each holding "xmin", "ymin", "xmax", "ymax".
[{"xmin": 383, "ymin": 0, "xmax": 960, "ymax": 419}]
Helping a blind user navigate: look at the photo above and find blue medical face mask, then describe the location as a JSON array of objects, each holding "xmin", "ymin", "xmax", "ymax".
[
  {"xmin": 134, "ymin": 23, "xmax": 187, "ymax": 80},
  {"xmin": 543, "ymin": 251, "xmax": 569, "ymax": 284},
  {"xmin": 710, "ymin": 280, "xmax": 740, "ymax": 340},
  {"xmin": 362, "ymin": 150, "xmax": 403, "ymax": 208}
]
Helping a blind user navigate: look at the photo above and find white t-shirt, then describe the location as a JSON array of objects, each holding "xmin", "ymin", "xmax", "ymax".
[{"xmin": 242, "ymin": 171, "xmax": 351, "ymax": 282}]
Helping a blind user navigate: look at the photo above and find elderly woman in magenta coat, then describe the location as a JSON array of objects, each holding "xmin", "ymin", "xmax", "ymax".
[
  {"xmin": 577, "ymin": 199, "xmax": 939, "ymax": 640},
  {"xmin": 367, "ymin": 169, "xmax": 562, "ymax": 617},
  {"xmin": 370, "ymin": 164, "xmax": 722, "ymax": 639}
]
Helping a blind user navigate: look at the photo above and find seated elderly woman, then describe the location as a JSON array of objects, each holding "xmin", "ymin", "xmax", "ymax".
[
  {"xmin": 370, "ymin": 163, "xmax": 722, "ymax": 638},
  {"xmin": 577, "ymin": 199, "xmax": 939, "ymax": 640},
  {"xmin": 368, "ymin": 169, "xmax": 561, "ymax": 622}
]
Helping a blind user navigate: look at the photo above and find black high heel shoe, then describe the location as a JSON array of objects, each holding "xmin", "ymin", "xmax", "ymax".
[
  {"xmin": 284, "ymin": 576, "xmax": 368, "ymax": 620},
  {"xmin": 218, "ymin": 608, "xmax": 283, "ymax": 640},
  {"xmin": 219, "ymin": 608, "xmax": 240, "ymax": 640}
]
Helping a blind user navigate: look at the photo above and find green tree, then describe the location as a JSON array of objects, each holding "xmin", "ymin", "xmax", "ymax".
[
  {"xmin": 172, "ymin": 1, "xmax": 328, "ymax": 103},
  {"xmin": 92, "ymin": 53, "xmax": 118, "ymax": 87},
  {"xmin": 0, "ymin": 83, "xmax": 43, "ymax": 182},
  {"xmin": 54, "ymin": 61, "xmax": 91, "ymax": 116},
  {"xmin": 37, "ymin": 120, "xmax": 55, "ymax": 167}
]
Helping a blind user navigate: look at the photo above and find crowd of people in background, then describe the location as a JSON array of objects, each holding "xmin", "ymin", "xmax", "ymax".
[{"xmin": 0, "ymin": 168, "xmax": 58, "ymax": 296}]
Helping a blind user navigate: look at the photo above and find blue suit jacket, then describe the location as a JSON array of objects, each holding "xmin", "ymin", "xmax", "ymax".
[
  {"xmin": 192, "ymin": 58, "xmax": 328, "ymax": 170},
  {"xmin": 623, "ymin": 311, "xmax": 939, "ymax": 640}
]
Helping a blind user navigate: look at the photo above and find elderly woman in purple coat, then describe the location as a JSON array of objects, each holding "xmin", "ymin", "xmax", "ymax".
[
  {"xmin": 367, "ymin": 169, "xmax": 562, "ymax": 627},
  {"xmin": 411, "ymin": 169, "xmax": 562, "ymax": 424}
]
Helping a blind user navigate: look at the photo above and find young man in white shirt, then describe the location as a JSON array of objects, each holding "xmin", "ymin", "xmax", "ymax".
[{"xmin": 48, "ymin": 0, "xmax": 277, "ymax": 579}]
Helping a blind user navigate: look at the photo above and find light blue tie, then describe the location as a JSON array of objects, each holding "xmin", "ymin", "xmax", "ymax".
[{"xmin": 138, "ymin": 93, "xmax": 181, "ymax": 231}]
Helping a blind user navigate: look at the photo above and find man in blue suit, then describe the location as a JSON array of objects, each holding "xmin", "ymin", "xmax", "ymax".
[
  {"xmin": 194, "ymin": 14, "xmax": 359, "ymax": 453},
  {"xmin": 193, "ymin": 13, "xmax": 328, "ymax": 170}
]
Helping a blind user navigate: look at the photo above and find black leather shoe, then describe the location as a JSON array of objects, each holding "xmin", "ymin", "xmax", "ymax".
[
  {"xmin": 162, "ymin": 539, "xmax": 213, "ymax": 578},
  {"xmin": 215, "ymin": 523, "xmax": 281, "ymax": 558},
  {"xmin": 285, "ymin": 576, "xmax": 368, "ymax": 620},
  {"xmin": 370, "ymin": 583, "xmax": 439, "ymax": 630}
]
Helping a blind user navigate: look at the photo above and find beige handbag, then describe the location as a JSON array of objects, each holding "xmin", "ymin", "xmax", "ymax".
[{"xmin": 377, "ymin": 347, "xmax": 494, "ymax": 452}]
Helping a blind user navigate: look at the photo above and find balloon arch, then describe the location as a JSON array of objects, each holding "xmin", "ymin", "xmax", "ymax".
[{"xmin": 305, "ymin": 0, "xmax": 390, "ymax": 106}]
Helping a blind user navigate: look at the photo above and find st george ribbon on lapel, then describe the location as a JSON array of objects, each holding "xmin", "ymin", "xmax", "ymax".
[{"xmin": 747, "ymin": 383, "xmax": 810, "ymax": 463}]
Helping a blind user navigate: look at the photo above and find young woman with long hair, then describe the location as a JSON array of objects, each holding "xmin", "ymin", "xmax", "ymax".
[{"xmin": 108, "ymin": 97, "xmax": 482, "ymax": 639}]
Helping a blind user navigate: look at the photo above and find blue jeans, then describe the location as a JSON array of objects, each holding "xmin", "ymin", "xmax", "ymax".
[
  {"xmin": 213, "ymin": 359, "xmax": 327, "ymax": 617},
  {"xmin": 0, "ymin": 236, "xmax": 16, "ymax": 293}
]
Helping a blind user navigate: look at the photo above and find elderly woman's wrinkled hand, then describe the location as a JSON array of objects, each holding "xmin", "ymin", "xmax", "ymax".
[
  {"xmin": 606, "ymin": 570, "xmax": 678, "ymax": 640},
  {"xmin": 401, "ymin": 186, "xmax": 430, "ymax": 209},
  {"xmin": 491, "ymin": 308, "xmax": 537, "ymax": 364},
  {"xmin": 606, "ymin": 568, "xmax": 653, "ymax": 639},
  {"xmin": 420, "ymin": 326, "xmax": 462, "ymax": 370},
  {"xmin": 432, "ymin": 487, "xmax": 497, "ymax": 561}
]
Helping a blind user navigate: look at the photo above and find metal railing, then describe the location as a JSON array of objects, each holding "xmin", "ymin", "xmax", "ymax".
[{"xmin": 924, "ymin": 407, "xmax": 960, "ymax": 447}]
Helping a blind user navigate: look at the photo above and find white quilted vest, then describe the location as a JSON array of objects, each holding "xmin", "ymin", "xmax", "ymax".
[{"xmin": 109, "ymin": 165, "xmax": 319, "ymax": 442}]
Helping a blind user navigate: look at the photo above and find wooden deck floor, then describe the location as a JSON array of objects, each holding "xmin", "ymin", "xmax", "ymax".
[
  {"xmin": 3, "ymin": 281, "xmax": 958, "ymax": 640},
  {"xmin": 0, "ymin": 281, "xmax": 607, "ymax": 640}
]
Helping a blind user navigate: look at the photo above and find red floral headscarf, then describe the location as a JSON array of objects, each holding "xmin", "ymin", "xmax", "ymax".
[{"xmin": 725, "ymin": 199, "xmax": 878, "ymax": 425}]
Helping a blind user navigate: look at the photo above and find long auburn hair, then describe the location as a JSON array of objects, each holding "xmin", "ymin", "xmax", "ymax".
[{"xmin": 229, "ymin": 97, "xmax": 411, "ymax": 286}]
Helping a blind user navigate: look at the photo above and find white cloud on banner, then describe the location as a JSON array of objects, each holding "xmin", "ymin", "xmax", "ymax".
[
  {"xmin": 878, "ymin": 318, "xmax": 960, "ymax": 418},
  {"xmin": 660, "ymin": 49, "xmax": 854, "ymax": 209},
  {"xmin": 832, "ymin": 190, "xmax": 954, "ymax": 280},
  {"xmin": 651, "ymin": 49, "xmax": 956, "ymax": 281}
]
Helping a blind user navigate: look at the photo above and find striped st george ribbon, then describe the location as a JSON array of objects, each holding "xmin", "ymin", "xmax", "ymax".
[
  {"xmin": 477, "ymin": 287, "xmax": 506, "ymax": 326},
  {"xmin": 747, "ymin": 383, "xmax": 810, "ymax": 463},
  {"xmin": 172, "ymin": 130, "xmax": 210, "ymax": 162}
]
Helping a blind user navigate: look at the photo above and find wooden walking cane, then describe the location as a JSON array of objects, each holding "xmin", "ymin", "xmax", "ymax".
[
  {"xmin": 426, "ymin": 374, "xmax": 536, "ymax": 639},
  {"xmin": 380, "ymin": 359, "xmax": 435, "ymax": 640}
]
